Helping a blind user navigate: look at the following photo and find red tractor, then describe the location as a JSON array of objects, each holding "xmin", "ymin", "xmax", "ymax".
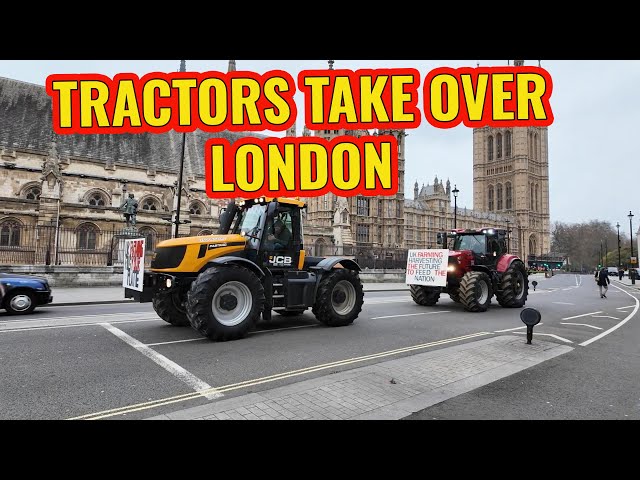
[{"xmin": 409, "ymin": 228, "xmax": 529, "ymax": 312}]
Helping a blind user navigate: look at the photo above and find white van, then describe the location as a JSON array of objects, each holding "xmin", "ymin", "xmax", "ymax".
[{"xmin": 607, "ymin": 266, "xmax": 619, "ymax": 277}]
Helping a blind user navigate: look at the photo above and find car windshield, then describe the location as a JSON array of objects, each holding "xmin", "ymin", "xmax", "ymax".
[{"xmin": 454, "ymin": 234, "xmax": 486, "ymax": 254}]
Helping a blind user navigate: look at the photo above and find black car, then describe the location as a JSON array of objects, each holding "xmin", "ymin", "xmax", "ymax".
[{"xmin": 0, "ymin": 272, "xmax": 53, "ymax": 315}]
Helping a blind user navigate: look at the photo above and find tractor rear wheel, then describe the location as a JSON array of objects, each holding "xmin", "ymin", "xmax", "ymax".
[
  {"xmin": 496, "ymin": 261, "xmax": 529, "ymax": 308},
  {"xmin": 459, "ymin": 271, "xmax": 492, "ymax": 312},
  {"xmin": 186, "ymin": 265, "xmax": 264, "ymax": 341},
  {"xmin": 410, "ymin": 285, "xmax": 441, "ymax": 306},
  {"xmin": 152, "ymin": 290, "xmax": 190, "ymax": 326},
  {"xmin": 312, "ymin": 269, "xmax": 364, "ymax": 327}
]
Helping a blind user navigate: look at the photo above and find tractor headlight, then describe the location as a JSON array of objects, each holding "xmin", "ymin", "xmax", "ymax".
[
  {"xmin": 447, "ymin": 265, "xmax": 456, "ymax": 272},
  {"xmin": 166, "ymin": 278, "xmax": 172, "ymax": 288}
]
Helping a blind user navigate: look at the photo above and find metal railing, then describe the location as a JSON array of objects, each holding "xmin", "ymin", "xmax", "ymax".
[{"xmin": 0, "ymin": 225, "xmax": 410, "ymax": 270}]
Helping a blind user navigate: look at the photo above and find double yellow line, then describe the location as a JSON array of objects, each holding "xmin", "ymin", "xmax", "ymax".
[{"xmin": 70, "ymin": 331, "xmax": 491, "ymax": 420}]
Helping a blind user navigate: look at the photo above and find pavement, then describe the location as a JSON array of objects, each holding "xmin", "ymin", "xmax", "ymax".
[{"xmin": 41, "ymin": 273, "xmax": 640, "ymax": 420}]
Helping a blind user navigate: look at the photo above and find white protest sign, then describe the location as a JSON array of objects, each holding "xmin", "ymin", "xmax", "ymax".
[
  {"xmin": 405, "ymin": 249, "xmax": 449, "ymax": 286},
  {"xmin": 123, "ymin": 238, "xmax": 145, "ymax": 291}
]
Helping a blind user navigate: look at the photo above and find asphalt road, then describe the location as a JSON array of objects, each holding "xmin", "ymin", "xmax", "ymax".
[{"xmin": 1, "ymin": 273, "xmax": 638, "ymax": 420}]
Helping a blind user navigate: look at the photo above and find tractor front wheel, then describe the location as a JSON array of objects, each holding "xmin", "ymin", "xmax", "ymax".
[
  {"xmin": 410, "ymin": 285, "xmax": 441, "ymax": 306},
  {"xmin": 186, "ymin": 265, "xmax": 264, "ymax": 341},
  {"xmin": 459, "ymin": 271, "xmax": 492, "ymax": 312},
  {"xmin": 152, "ymin": 290, "xmax": 190, "ymax": 326}
]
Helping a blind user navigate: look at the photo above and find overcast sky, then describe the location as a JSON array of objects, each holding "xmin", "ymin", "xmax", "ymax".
[{"xmin": 0, "ymin": 59, "xmax": 638, "ymax": 234}]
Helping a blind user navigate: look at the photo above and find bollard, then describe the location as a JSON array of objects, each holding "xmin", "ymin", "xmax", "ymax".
[
  {"xmin": 531, "ymin": 280, "xmax": 538, "ymax": 291},
  {"xmin": 520, "ymin": 308, "xmax": 541, "ymax": 345}
]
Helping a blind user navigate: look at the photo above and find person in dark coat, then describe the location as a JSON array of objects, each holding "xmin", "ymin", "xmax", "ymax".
[
  {"xmin": 618, "ymin": 266, "xmax": 624, "ymax": 280},
  {"xmin": 597, "ymin": 267, "xmax": 610, "ymax": 298}
]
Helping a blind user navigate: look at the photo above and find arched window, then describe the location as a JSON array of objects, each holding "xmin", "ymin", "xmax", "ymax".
[
  {"xmin": 535, "ymin": 184, "xmax": 539, "ymax": 212},
  {"xmin": 141, "ymin": 197, "xmax": 160, "ymax": 211},
  {"xmin": 76, "ymin": 223, "xmax": 99, "ymax": 250},
  {"xmin": 496, "ymin": 133, "xmax": 503, "ymax": 159},
  {"xmin": 24, "ymin": 185, "xmax": 41, "ymax": 201},
  {"xmin": 505, "ymin": 182, "xmax": 513, "ymax": 209},
  {"xmin": 189, "ymin": 201, "xmax": 207, "ymax": 216},
  {"xmin": 0, "ymin": 219, "xmax": 21, "ymax": 247},
  {"xmin": 488, "ymin": 136, "xmax": 494, "ymax": 161},
  {"xmin": 488, "ymin": 186, "xmax": 494, "ymax": 211},
  {"xmin": 534, "ymin": 133, "xmax": 539, "ymax": 161},
  {"xmin": 496, "ymin": 183, "xmax": 503, "ymax": 210},
  {"xmin": 138, "ymin": 227, "xmax": 156, "ymax": 251},
  {"xmin": 87, "ymin": 191, "xmax": 107, "ymax": 207},
  {"xmin": 505, "ymin": 131, "xmax": 512, "ymax": 157}
]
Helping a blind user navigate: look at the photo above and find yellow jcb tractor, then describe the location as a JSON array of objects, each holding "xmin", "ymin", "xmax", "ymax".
[{"xmin": 125, "ymin": 197, "xmax": 365, "ymax": 341}]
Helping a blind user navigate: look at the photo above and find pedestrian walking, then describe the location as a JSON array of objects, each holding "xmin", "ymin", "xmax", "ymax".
[
  {"xmin": 597, "ymin": 267, "xmax": 610, "ymax": 298},
  {"xmin": 618, "ymin": 266, "xmax": 624, "ymax": 281}
]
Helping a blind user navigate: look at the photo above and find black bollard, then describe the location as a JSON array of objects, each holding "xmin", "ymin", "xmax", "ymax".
[
  {"xmin": 531, "ymin": 280, "xmax": 538, "ymax": 292},
  {"xmin": 520, "ymin": 308, "xmax": 541, "ymax": 345}
]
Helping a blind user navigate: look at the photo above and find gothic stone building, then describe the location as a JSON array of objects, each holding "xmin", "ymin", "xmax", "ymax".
[{"xmin": 0, "ymin": 60, "xmax": 550, "ymax": 267}]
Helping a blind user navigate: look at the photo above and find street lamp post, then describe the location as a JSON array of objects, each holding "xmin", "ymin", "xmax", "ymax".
[
  {"xmin": 629, "ymin": 211, "xmax": 635, "ymax": 260},
  {"xmin": 452, "ymin": 184, "xmax": 459, "ymax": 229},
  {"xmin": 617, "ymin": 222, "xmax": 621, "ymax": 268},
  {"xmin": 629, "ymin": 211, "xmax": 635, "ymax": 284}
]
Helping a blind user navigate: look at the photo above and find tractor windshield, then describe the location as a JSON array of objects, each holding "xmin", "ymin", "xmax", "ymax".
[
  {"xmin": 454, "ymin": 234, "xmax": 486, "ymax": 254},
  {"xmin": 235, "ymin": 204, "xmax": 267, "ymax": 242}
]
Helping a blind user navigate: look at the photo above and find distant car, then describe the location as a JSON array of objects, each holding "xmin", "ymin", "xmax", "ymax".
[
  {"xmin": 607, "ymin": 267, "xmax": 619, "ymax": 277},
  {"xmin": 0, "ymin": 272, "xmax": 53, "ymax": 315}
]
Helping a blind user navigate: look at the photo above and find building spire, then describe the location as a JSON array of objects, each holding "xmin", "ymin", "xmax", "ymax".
[
  {"xmin": 228, "ymin": 60, "xmax": 237, "ymax": 72},
  {"xmin": 328, "ymin": 60, "xmax": 335, "ymax": 70},
  {"xmin": 179, "ymin": 60, "xmax": 186, "ymax": 72}
]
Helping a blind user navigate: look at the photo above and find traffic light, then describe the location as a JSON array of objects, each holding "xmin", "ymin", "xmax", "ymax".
[{"xmin": 598, "ymin": 264, "xmax": 602, "ymax": 268}]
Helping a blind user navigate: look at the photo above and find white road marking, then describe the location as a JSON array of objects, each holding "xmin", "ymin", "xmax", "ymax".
[
  {"xmin": 495, "ymin": 323, "xmax": 544, "ymax": 333},
  {"xmin": 617, "ymin": 305, "xmax": 635, "ymax": 310},
  {"xmin": 560, "ymin": 322, "xmax": 604, "ymax": 330},
  {"xmin": 581, "ymin": 284, "xmax": 640, "ymax": 347},
  {"xmin": 511, "ymin": 331, "xmax": 574, "ymax": 343},
  {"xmin": 371, "ymin": 311, "xmax": 450, "ymax": 319},
  {"xmin": 146, "ymin": 338, "xmax": 207, "ymax": 346},
  {"xmin": 100, "ymin": 323, "xmax": 222, "ymax": 400},
  {"xmin": 0, "ymin": 317, "xmax": 159, "ymax": 333},
  {"xmin": 562, "ymin": 311, "xmax": 602, "ymax": 320},
  {"xmin": 592, "ymin": 315, "xmax": 620, "ymax": 320},
  {"xmin": 553, "ymin": 302, "xmax": 575, "ymax": 305}
]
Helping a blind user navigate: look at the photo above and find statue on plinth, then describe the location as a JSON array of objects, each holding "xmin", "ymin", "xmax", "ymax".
[{"xmin": 120, "ymin": 193, "xmax": 138, "ymax": 229}]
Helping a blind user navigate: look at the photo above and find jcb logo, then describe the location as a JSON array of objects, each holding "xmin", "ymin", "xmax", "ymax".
[{"xmin": 269, "ymin": 255, "xmax": 292, "ymax": 266}]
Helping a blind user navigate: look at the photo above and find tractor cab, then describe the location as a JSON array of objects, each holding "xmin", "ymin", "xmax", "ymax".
[
  {"xmin": 440, "ymin": 228, "xmax": 508, "ymax": 268},
  {"xmin": 218, "ymin": 197, "xmax": 306, "ymax": 272}
]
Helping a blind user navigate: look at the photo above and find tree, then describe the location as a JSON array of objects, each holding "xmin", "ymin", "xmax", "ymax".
[{"xmin": 551, "ymin": 220, "xmax": 630, "ymax": 271}]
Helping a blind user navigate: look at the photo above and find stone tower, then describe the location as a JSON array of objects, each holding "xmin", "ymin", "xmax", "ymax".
[{"xmin": 472, "ymin": 61, "xmax": 550, "ymax": 261}]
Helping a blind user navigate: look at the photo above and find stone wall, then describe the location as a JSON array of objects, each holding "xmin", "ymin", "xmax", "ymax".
[{"xmin": 2, "ymin": 266, "xmax": 406, "ymax": 287}]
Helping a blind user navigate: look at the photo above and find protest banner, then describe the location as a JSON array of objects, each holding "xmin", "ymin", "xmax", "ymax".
[
  {"xmin": 405, "ymin": 249, "xmax": 449, "ymax": 286},
  {"xmin": 123, "ymin": 238, "xmax": 145, "ymax": 292}
]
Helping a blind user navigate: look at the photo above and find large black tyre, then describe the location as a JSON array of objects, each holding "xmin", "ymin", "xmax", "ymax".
[
  {"xmin": 152, "ymin": 291, "xmax": 190, "ymax": 326},
  {"xmin": 3, "ymin": 290, "xmax": 36, "ymax": 315},
  {"xmin": 496, "ymin": 261, "xmax": 529, "ymax": 308},
  {"xmin": 459, "ymin": 271, "xmax": 492, "ymax": 312},
  {"xmin": 186, "ymin": 265, "xmax": 264, "ymax": 341},
  {"xmin": 410, "ymin": 285, "xmax": 441, "ymax": 306},
  {"xmin": 312, "ymin": 269, "xmax": 364, "ymax": 327},
  {"xmin": 449, "ymin": 288, "xmax": 461, "ymax": 303}
]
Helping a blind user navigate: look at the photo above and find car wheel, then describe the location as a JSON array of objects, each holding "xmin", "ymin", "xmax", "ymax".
[{"xmin": 4, "ymin": 290, "xmax": 37, "ymax": 315}]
